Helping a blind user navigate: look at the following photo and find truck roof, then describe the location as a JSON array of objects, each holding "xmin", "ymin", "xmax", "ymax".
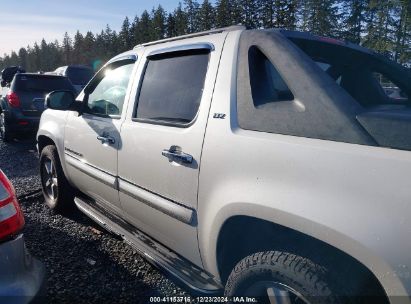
[{"xmin": 133, "ymin": 25, "xmax": 245, "ymax": 49}]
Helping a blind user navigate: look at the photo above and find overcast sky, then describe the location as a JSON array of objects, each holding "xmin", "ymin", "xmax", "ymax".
[{"xmin": 0, "ymin": 0, "xmax": 181, "ymax": 56}]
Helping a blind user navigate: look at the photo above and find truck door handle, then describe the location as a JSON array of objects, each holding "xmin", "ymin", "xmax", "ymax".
[
  {"xmin": 97, "ymin": 135, "xmax": 115, "ymax": 145},
  {"xmin": 162, "ymin": 148, "xmax": 193, "ymax": 164}
]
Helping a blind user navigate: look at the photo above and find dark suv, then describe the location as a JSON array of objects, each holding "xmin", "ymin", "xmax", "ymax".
[
  {"xmin": 0, "ymin": 73, "xmax": 75, "ymax": 142},
  {"xmin": 54, "ymin": 65, "xmax": 94, "ymax": 94}
]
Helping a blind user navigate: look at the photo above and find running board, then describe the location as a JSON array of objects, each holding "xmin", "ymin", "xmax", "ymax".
[{"xmin": 74, "ymin": 196, "xmax": 223, "ymax": 295}]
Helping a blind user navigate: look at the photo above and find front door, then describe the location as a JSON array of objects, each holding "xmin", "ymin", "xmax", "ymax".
[
  {"xmin": 64, "ymin": 58, "xmax": 136, "ymax": 214},
  {"xmin": 118, "ymin": 36, "xmax": 225, "ymax": 265}
]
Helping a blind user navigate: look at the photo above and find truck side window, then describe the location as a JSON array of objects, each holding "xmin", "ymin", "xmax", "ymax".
[
  {"xmin": 135, "ymin": 50, "xmax": 209, "ymax": 126},
  {"xmin": 86, "ymin": 62, "xmax": 134, "ymax": 117},
  {"xmin": 248, "ymin": 46, "xmax": 294, "ymax": 107}
]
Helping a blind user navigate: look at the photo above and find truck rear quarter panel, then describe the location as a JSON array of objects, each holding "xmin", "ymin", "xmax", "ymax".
[{"xmin": 197, "ymin": 30, "xmax": 411, "ymax": 300}]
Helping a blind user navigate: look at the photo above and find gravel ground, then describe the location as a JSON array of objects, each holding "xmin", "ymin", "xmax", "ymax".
[{"xmin": 1, "ymin": 137, "xmax": 187, "ymax": 303}]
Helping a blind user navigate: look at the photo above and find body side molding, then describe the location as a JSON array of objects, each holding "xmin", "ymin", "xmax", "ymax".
[
  {"xmin": 118, "ymin": 178, "xmax": 196, "ymax": 225},
  {"xmin": 65, "ymin": 152, "xmax": 196, "ymax": 225},
  {"xmin": 65, "ymin": 153, "xmax": 117, "ymax": 189}
]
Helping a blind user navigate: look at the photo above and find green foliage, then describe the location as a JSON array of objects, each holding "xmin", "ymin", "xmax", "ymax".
[
  {"xmin": 215, "ymin": 0, "xmax": 233, "ymax": 27},
  {"xmin": 152, "ymin": 5, "xmax": 167, "ymax": 40},
  {"xmin": 1, "ymin": 0, "xmax": 410, "ymax": 72},
  {"xmin": 174, "ymin": 3, "xmax": 188, "ymax": 36},
  {"xmin": 199, "ymin": 0, "xmax": 215, "ymax": 31}
]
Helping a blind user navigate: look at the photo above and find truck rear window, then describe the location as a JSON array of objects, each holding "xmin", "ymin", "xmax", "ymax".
[
  {"xmin": 287, "ymin": 36, "xmax": 410, "ymax": 107},
  {"xmin": 13, "ymin": 75, "xmax": 74, "ymax": 92}
]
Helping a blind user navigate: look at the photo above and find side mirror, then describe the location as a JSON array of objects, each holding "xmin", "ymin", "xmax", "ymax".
[
  {"xmin": 1, "ymin": 80, "xmax": 6, "ymax": 88},
  {"xmin": 46, "ymin": 90, "xmax": 77, "ymax": 111}
]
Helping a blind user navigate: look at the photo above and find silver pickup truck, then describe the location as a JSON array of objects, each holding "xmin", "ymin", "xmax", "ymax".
[{"xmin": 37, "ymin": 26, "xmax": 411, "ymax": 304}]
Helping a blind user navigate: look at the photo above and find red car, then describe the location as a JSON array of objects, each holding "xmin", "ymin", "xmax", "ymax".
[{"xmin": 0, "ymin": 169, "xmax": 45, "ymax": 303}]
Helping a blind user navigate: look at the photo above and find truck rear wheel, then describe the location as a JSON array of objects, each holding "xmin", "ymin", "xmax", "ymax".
[
  {"xmin": 224, "ymin": 251, "xmax": 341, "ymax": 304},
  {"xmin": 40, "ymin": 145, "xmax": 74, "ymax": 212}
]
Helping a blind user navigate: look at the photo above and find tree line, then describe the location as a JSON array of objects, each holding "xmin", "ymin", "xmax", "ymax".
[{"xmin": 1, "ymin": 0, "xmax": 410, "ymax": 72}]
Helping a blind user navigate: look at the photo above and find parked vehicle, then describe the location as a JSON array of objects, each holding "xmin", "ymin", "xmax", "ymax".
[
  {"xmin": 383, "ymin": 87, "xmax": 408, "ymax": 101},
  {"xmin": 1, "ymin": 66, "xmax": 26, "ymax": 87},
  {"xmin": 0, "ymin": 169, "xmax": 45, "ymax": 303},
  {"xmin": 0, "ymin": 73, "xmax": 75, "ymax": 142},
  {"xmin": 53, "ymin": 65, "xmax": 94, "ymax": 94},
  {"xmin": 37, "ymin": 26, "xmax": 411, "ymax": 303}
]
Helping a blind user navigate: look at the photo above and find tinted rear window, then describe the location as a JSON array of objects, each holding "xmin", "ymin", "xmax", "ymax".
[
  {"xmin": 287, "ymin": 37, "xmax": 411, "ymax": 107},
  {"xmin": 66, "ymin": 67, "xmax": 94, "ymax": 85},
  {"xmin": 13, "ymin": 75, "xmax": 74, "ymax": 92}
]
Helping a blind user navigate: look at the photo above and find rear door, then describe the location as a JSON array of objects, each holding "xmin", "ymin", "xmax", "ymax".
[
  {"xmin": 118, "ymin": 35, "xmax": 226, "ymax": 264},
  {"xmin": 64, "ymin": 56, "xmax": 137, "ymax": 214}
]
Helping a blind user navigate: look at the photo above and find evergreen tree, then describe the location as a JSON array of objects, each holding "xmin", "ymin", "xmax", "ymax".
[
  {"xmin": 239, "ymin": 0, "xmax": 260, "ymax": 28},
  {"xmin": 119, "ymin": 16, "xmax": 132, "ymax": 51},
  {"xmin": 305, "ymin": 0, "xmax": 340, "ymax": 36},
  {"xmin": 32, "ymin": 42, "xmax": 41, "ymax": 71},
  {"xmin": 62, "ymin": 32, "xmax": 73, "ymax": 65},
  {"xmin": 363, "ymin": 0, "xmax": 396, "ymax": 57},
  {"xmin": 0, "ymin": 0, "xmax": 410, "ymax": 71},
  {"xmin": 94, "ymin": 30, "xmax": 108, "ymax": 67},
  {"xmin": 72, "ymin": 31, "xmax": 84, "ymax": 65},
  {"xmin": 198, "ymin": 0, "xmax": 215, "ymax": 31},
  {"xmin": 152, "ymin": 5, "xmax": 167, "ymax": 40},
  {"xmin": 274, "ymin": 0, "xmax": 298, "ymax": 29},
  {"xmin": 82, "ymin": 31, "xmax": 95, "ymax": 64},
  {"xmin": 184, "ymin": 0, "xmax": 200, "ymax": 33},
  {"xmin": 139, "ymin": 10, "xmax": 153, "ymax": 43},
  {"xmin": 298, "ymin": 0, "xmax": 311, "ymax": 31},
  {"xmin": 174, "ymin": 3, "xmax": 188, "ymax": 35},
  {"xmin": 166, "ymin": 13, "xmax": 177, "ymax": 37},
  {"xmin": 9, "ymin": 51, "xmax": 19, "ymax": 67},
  {"xmin": 340, "ymin": 0, "xmax": 367, "ymax": 43},
  {"xmin": 259, "ymin": 0, "xmax": 274, "ymax": 28},
  {"xmin": 131, "ymin": 16, "xmax": 142, "ymax": 45},
  {"xmin": 39, "ymin": 39, "xmax": 50, "ymax": 71},
  {"xmin": 393, "ymin": 0, "xmax": 411, "ymax": 64},
  {"xmin": 49, "ymin": 40, "xmax": 62, "ymax": 69},
  {"xmin": 18, "ymin": 48, "xmax": 28, "ymax": 69},
  {"xmin": 216, "ymin": 0, "xmax": 233, "ymax": 27}
]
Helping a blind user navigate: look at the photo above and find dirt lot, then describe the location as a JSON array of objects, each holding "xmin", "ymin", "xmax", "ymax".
[{"xmin": 1, "ymin": 137, "xmax": 186, "ymax": 303}]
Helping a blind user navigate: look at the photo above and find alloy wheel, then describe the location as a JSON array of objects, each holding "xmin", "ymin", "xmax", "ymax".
[
  {"xmin": 244, "ymin": 281, "xmax": 310, "ymax": 304},
  {"xmin": 42, "ymin": 157, "xmax": 58, "ymax": 201}
]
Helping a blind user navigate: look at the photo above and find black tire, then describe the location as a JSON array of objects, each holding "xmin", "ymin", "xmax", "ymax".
[
  {"xmin": 0, "ymin": 112, "xmax": 13, "ymax": 142},
  {"xmin": 225, "ymin": 251, "xmax": 341, "ymax": 304},
  {"xmin": 40, "ymin": 145, "xmax": 74, "ymax": 212}
]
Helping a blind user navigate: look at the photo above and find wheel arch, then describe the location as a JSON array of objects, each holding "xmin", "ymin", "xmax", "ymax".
[
  {"xmin": 215, "ymin": 215, "xmax": 389, "ymax": 301},
  {"xmin": 37, "ymin": 135, "xmax": 56, "ymax": 154},
  {"xmin": 37, "ymin": 133, "xmax": 70, "ymax": 180}
]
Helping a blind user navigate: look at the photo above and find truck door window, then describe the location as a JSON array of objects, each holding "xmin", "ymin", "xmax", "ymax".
[
  {"xmin": 134, "ymin": 49, "xmax": 209, "ymax": 126},
  {"xmin": 86, "ymin": 62, "xmax": 134, "ymax": 117}
]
